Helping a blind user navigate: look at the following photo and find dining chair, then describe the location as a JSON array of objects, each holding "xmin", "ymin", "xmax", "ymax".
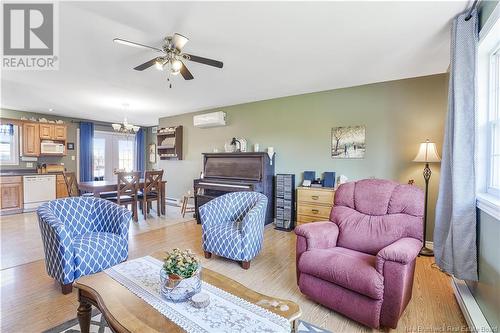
[
  {"xmin": 63, "ymin": 171, "xmax": 116, "ymax": 198},
  {"xmin": 108, "ymin": 171, "xmax": 140, "ymax": 222},
  {"xmin": 138, "ymin": 170, "xmax": 163, "ymax": 219},
  {"xmin": 62, "ymin": 171, "xmax": 80, "ymax": 197}
]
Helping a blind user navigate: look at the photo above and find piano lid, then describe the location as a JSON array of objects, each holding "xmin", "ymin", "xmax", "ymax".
[{"xmin": 203, "ymin": 153, "xmax": 267, "ymax": 181}]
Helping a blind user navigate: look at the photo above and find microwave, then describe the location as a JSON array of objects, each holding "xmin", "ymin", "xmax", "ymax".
[{"xmin": 41, "ymin": 141, "xmax": 65, "ymax": 154}]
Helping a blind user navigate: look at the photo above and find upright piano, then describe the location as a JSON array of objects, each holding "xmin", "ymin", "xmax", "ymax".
[{"xmin": 193, "ymin": 152, "xmax": 275, "ymax": 225}]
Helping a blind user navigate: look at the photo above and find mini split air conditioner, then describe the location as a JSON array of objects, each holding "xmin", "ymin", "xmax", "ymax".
[{"xmin": 193, "ymin": 111, "xmax": 226, "ymax": 128}]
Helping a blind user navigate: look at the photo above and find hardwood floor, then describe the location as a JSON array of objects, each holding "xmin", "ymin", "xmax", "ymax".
[
  {"xmin": 0, "ymin": 212, "xmax": 466, "ymax": 333},
  {"xmin": 0, "ymin": 206, "xmax": 193, "ymax": 269}
]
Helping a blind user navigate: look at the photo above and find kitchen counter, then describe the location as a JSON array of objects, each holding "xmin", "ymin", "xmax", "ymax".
[{"xmin": 0, "ymin": 169, "xmax": 64, "ymax": 176}]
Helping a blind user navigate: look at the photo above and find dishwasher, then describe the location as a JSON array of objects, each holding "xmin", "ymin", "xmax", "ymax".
[{"xmin": 23, "ymin": 175, "xmax": 56, "ymax": 212}]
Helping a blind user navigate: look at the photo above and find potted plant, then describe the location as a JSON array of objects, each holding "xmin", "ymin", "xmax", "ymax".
[{"xmin": 160, "ymin": 248, "xmax": 201, "ymax": 302}]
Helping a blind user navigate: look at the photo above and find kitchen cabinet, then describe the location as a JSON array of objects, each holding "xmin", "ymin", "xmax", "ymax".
[
  {"xmin": 40, "ymin": 124, "xmax": 53, "ymax": 139},
  {"xmin": 54, "ymin": 125, "xmax": 67, "ymax": 140},
  {"xmin": 40, "ymin": 124, "xmax": 67, "ymax": 141},
  {"xmin": 56, "ymin": 174, "xmax": 69, "ymax": 198},
  {"xmin": 0, "ymin": 176, "xmax": 23, "ymax": 215},
  {"xmin": 22, "ymin": 123, "xmax": 40, "ymax": 156}
]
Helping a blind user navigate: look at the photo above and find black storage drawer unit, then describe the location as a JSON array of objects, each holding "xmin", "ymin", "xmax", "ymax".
[{"xmin": 275, "ymin": 174, "xmax": 295, "ymax": 231}]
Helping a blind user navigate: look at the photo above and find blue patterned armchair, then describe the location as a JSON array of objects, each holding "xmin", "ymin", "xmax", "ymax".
[
  {"xmin": 199, "ymin": 192, "xmax": 268, "ymax": 269},
  {"xmin": 37, "ymin": 197, "xmax": 131, "ymax": 294}
]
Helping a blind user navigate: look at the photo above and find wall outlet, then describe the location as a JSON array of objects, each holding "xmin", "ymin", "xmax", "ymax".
[{"xmin": 26, "ymin": 162, "xmax": 33, "ymax": 168}]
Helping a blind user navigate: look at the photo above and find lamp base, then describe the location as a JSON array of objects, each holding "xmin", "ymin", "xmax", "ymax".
[{"xmin": 419, "ymin": 246, "xmax": 434, "ymax": 257}]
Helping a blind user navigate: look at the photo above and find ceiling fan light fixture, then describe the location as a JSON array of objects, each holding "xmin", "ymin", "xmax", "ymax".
[
  {"xmin": 155, "ymin": 59, "xmax": 164, "ymax": 71},
  {"xmin": 112, "ymin": 124, "xmax": 122, "ymax": 131},
  {"xmin": 173, "ymin": 33, "xmax": 189, "ymax": 51},
  {"xmin": 171, "ymin": 59, "xmax": 183, "ymax": 71}
]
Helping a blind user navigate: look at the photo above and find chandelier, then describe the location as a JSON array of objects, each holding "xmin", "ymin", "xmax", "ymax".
[{"xmin": 111, "ymin": 118, "xmax": 140, "ymax": 134}]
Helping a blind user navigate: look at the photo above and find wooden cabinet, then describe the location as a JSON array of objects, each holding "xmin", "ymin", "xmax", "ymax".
[
  {"xmin": 54, "ymin": 125, "xmax": 67, "ymax": 140},
  {"xmin": 56, "ymin": 174, "xmax": 69, "ymax": 198},
  {"xmin": 22, "ymin": 123, "xmax": 40, "ymax": 156},
  {"xmin": 39, "ymin": 124, "xmax": 53, "ymax": 139},
  {"xmin": 0, "ymin": 176, "xmax": 23, "ymax": 215},
  {"xmin": 296, "ymin": 187, "xmax": 335, "ymax": 225},
  {"xmin": 157, "ymin": 126, "xmax": 183, "ymax": 160},
  {"xmin": 39, "ymin": 124, "xmax": 67, "ymax": 141}
]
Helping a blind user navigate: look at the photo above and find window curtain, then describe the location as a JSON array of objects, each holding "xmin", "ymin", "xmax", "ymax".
[
  {"xmin": 135, "ymin": 128, "xmax": 145, "ymax": 173},
  {"xmin": 79, "ymin": 122, "xmax": 94, "ymax": 182},
  {"xmin": 434, "ymin": 9, "xmax": 478, "ymax": 281}
]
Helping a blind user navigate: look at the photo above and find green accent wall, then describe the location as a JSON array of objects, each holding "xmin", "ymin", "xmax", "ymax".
[
  {"xmin": 158, "ymin": 74, "xmax": 448, "ymax": 241},
  {"xmin": 468, "ymin": 210, "xmax": 500, "ymax": 330},
  {"xmin": 479, "ymin": 0, "xmax": 499, "ymax": 28}
]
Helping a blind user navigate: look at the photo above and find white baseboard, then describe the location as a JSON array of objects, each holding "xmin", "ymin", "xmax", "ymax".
[
  {"xmin": 165, "ymin": 197, "xmax": 180, "ymax": 206},
  {"xmin": 451, "ymin": 277, "xmax": 492, "ymax": 332},
  {"xmin": 425, "ymin": 241, "xmax": 433, "ymax": 250}
]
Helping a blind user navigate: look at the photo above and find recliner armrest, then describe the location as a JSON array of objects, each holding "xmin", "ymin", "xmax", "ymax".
[
  {"xmin": 295, "ymin": 221, "xmax": 339, "ymax": 250},
  {"xmin": 376, "ymin": 237, "xmax": 422, "ymax": 273}
]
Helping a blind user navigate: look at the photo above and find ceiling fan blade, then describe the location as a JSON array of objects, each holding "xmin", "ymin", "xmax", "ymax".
[
  {"xmin": 113, "ymin": 38, "xmax": 163, "ymax": 53},
  {"xmin": 180, "ymin": 61, "xmax": 194, "ymax": 80},
  {"xmin": 134, "ymin": 58, "xmax": 159, "ymax": 71},
  {"xmin": 173, "ymin": 33, "xmax": 189, "ymax": 52},
  {"xmin": 184, "ymin": 54, "xmax": 223, "ymax": 68}
]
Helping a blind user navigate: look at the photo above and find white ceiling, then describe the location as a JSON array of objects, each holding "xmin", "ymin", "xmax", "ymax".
[{"xmin": 1, "ymin": 1, "xmax": 467, "ymax": 126}]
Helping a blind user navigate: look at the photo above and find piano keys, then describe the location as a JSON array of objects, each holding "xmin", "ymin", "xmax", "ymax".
[{"xmin": 194, "ymin": 152, "xmax": 275, "ymax": 225}]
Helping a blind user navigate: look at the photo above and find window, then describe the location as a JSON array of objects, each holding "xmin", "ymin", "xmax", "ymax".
[
  {"xmin": 0, "ymin": 124, "xmax": 19, "ymax": 165},
  {"xmin": 477, "ymin": 11, "xmax": 500, "ymax": 218},
  {"xmin": 118, "ymin": 139, "xmax": 134, "ymax": 172},
  {"xmin": 92, "ymin": 131, "xmax": 135, "ymax": 181},
  {"xmin": 489, "ymin": 51, "xmax": 500, "ymax": 195},
  {"xmin": 93, "ymin": 138, "xmax": 106, "ymax": 180}
]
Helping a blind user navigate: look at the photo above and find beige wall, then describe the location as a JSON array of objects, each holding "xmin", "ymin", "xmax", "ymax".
[{"xmin": 158, "ymin": 74, "xmax": 448, "ymax": 241}]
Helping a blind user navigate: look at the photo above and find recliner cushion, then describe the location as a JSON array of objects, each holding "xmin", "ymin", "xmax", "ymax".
[
  {"xmin": 298, "ymin": 247, "xmax": 384, "ymax": 300},
  {"xmin": 73, "ymin": 232, "xmax": 128, "ymax": 279}
]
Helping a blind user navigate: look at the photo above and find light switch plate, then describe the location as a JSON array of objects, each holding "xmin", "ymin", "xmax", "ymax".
[
  {"xmin": 71, "ymin": 156, "xmax": 75, "ymax": 160},
  {"xmin": 26, "ymin": 162, "xmax": 33, "ymax": 168}
]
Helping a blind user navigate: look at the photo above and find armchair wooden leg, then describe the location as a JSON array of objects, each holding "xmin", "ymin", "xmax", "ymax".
[
  {"xmin": 204, "ymin": 251, "xmax": 212, "ymax": 259},
  {"xmin": 61, "ymin": 282, "xmax": 73, "ymax": 294},
  {"xmin": 241, "ymin": 261, "xmax": 251, "ymax": 270},
  {"xmin": 143, "ymin": 200, "xmax": 147, "ymax": 220},
  {"xmin": 157, "ymin": 199, "xmax": 161, "ymax": 217}
]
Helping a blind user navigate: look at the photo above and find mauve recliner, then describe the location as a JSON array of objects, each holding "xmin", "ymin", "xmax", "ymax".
[{"xmin": 295, "ymin": 179, "xmax": 424, "ymax": 328}]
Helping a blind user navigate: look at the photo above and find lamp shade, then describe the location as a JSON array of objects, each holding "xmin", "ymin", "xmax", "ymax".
[{"xmin": 413, "ymin": 140, "xmax": 441, "ymax": 162}]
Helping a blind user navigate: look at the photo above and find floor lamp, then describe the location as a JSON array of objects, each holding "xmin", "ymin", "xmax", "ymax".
[{"xmin": 413, "ymin": 139, "xmax": 441, "ymax": 256}]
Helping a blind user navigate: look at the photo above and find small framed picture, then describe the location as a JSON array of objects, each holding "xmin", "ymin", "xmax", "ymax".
[
  {"xmin": 67, "ymin": 142, "xmax": 75, "ymax": 150},
  {"xmin": 149, "ymin": 143, "xmax": 156, "ymax": 163}
]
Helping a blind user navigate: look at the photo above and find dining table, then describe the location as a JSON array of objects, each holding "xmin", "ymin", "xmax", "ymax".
[{"xmin": 78, "ymin": 179, "xmax": 166, "ymax": 215}]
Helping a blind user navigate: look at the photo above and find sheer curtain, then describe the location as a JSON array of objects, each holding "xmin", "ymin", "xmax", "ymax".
[{"xmin": 434, "ymin": 9, "xmax": 478, "ymax": 281}]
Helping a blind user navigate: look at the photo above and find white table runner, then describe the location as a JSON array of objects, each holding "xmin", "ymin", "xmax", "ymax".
[{"xmin": 105, "ymin": 256, "xmax": 291, "ymax": 333}]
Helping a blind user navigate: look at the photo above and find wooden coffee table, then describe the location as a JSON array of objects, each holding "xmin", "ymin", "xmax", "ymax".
[{"xmin": 74, "ymin": 252, "xmax": 302, "ymax": 333}]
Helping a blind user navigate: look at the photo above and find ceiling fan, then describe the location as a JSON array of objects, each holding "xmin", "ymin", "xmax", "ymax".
[{"xmin": 113, "ymin": 33, "xmax": 223, "ymax": 86}]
